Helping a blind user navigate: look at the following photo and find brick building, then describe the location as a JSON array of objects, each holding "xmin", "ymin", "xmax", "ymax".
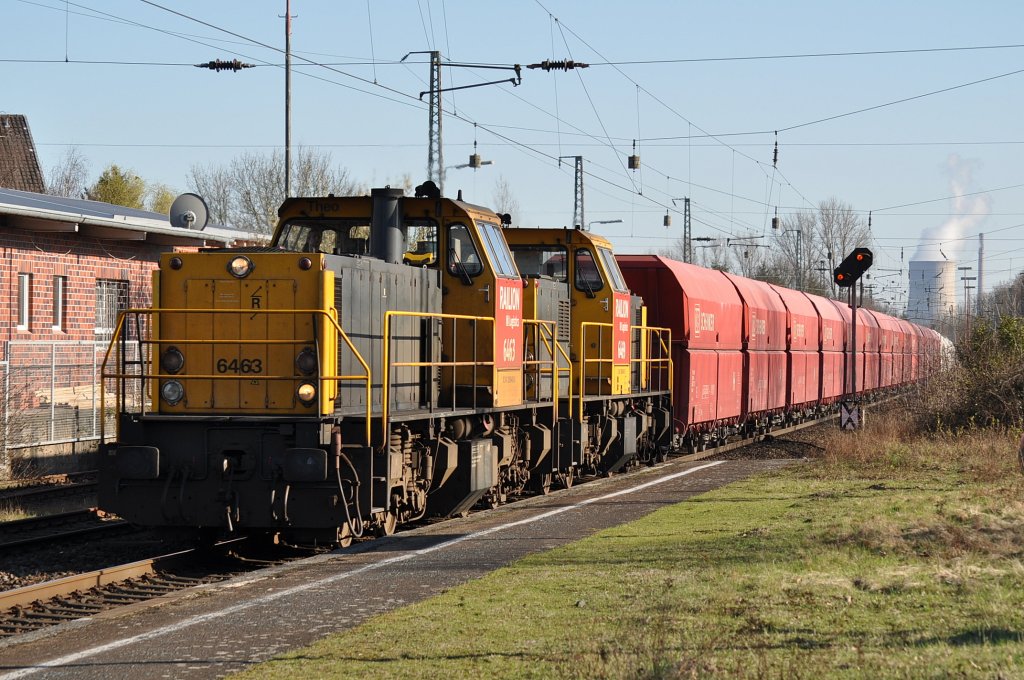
[
  {"xmin": 0, "ymin": 187, "xmax": 232, "ymax": 474},
  {"xmin": 0, "ymin": 187, "xmax": 231, "ymax": 360}
]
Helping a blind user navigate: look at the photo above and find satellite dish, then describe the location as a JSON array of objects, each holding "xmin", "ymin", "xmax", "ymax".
[{"xmin": 169, "ymin": 193, "xmax": 210, "ymax": 231}]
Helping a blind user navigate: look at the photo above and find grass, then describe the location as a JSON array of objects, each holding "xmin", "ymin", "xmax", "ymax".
[
  {"xmin": 0, "ymin": 501, "xmax": 31, "ymax": 522},
  {"xmin": 235, "ymin": 413, "xmax": 1024, "ymax": 679}
]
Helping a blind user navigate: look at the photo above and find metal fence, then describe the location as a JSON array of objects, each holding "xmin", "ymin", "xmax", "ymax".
[{"xmin": 1, "ymin": 340, "xmax": 143, "ymax": 458}]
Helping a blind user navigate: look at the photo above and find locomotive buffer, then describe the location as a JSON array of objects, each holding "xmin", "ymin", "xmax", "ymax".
[{"xmin": 833, "ymin": 248, "xmax": 873, "ymax": 431}]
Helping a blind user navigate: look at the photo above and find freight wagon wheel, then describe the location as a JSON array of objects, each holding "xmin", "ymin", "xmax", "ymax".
[{"xmin": 532, "ymin": 472, "xmax": 553, "ymax": 496}]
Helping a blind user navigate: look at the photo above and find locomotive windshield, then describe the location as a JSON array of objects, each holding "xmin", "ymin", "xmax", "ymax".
[
  {"xmin": 509, "ymin": 245, "xmax": 568, "ymax": 282},
  {"xmin": 476, "ymin": 221, "xmax": 519, "ymax": 278},
  {"xmin": 598, "ymin": 247, "xmax": 629, "ymax": 293}
]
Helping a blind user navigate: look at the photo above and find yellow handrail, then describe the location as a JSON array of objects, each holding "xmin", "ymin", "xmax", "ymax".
[
  {"xmin": 382, "ymin": 310, "xmax": 496, "ymax": 443},
  {"xmin": 521, "ymin": 319, "xmax": 572, "ymax": 421},
  {"xmin": 630, "ymin": 324, "xmax": 673, "ymax": 400},
  {"xmin": 100, "ymin": 307, "xmax": 373, "ymax": 445},
  {"xmin": 578, "ymin": 321, "xmax": 614, "ymax": 418}
]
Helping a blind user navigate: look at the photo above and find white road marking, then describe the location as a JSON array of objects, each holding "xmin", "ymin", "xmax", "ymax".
[{"xmin": 0, "ymin": 460, "xmax": 724, "ymax": 678}]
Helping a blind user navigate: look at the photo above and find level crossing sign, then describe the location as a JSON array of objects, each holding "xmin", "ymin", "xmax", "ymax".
[{"xmin": 840, "ymin": 401, "xmax": 863, "ymax": 430}]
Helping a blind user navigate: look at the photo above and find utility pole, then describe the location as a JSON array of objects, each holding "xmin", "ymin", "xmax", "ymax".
[
  {"xmin": 977, "ymin": 233, "xmax": 984, "ymax": 316},
  {"xmin": 560, "ymin": 156, "xmax": 584, "ymax": 229},
  {"xmin": 403, "ymin": 52, "xmax": 521, "ymax": 197},
  {"xmin": 683, "ymin": 197, "xmax": 692, "ymax": 263},
  {"xmin": 427, "ymin": 51, "xmax": 443, "ymax": 195},
  {"xmin": 284, "ymin": 0, "xmax": 293, "ymax": 198}
]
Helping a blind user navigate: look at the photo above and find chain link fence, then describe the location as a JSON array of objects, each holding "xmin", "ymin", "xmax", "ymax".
[{"xmin": 1, "ymin": 340, "xmax": 147, "ymax": 472}]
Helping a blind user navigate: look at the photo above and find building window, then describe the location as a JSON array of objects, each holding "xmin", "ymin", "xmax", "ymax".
[
  {"xmin": 52, "ymin": 276, "xmax": 67, "ymax": 331},
  {"xmin": 95, "ymin": 279, "xmax": 129, "ymax": 340},
  {"xmin": 17, "ymin": 273, "xmax": 31, "ymax": 330}
]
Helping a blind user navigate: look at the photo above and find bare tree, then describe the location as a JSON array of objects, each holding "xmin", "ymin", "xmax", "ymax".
[
  {"xmin": 816, "ymin": 197, "xmax": 871, "ymax": 296},
  {"xmin": 724, "ymin": 234, "xmax": 770, "ymax": 278},
  {"xmin": 188, "ymin": 163, "xmax": 233, "ymax": 227},
  {"xmin": 491, "ymin": 175, "xmax": 520, "ymax": 224},
  {"xmin": 188, "ymin": 147, "xmax": 362, "ymax": 236},
  {"xmin": 768, "ymin": 210, "xmax": 819, "ymax": 291},
  {"xmin": 695, "ymin": 240, "xmax": 730, "ymax": 271},
  {"xmin": 46, "ymin": 147, "xmax": 89, "ymax": 198}
]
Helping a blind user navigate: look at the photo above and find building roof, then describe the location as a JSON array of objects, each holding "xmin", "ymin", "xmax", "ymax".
[
  {"xmin": 0, "ymin": 187, "xmax": 234, "ymax": 247},
  {"xmin": 0, "ymin": 115, "xmax": 45, "ymax": 193}
]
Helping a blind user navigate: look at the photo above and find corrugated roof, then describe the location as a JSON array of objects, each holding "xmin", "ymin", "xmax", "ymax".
[
  {"xmin": 0, "ymin": 115, "xmax": 45, "ymax": 193},
  {"xmin": 0, "ymin": 186, "xmax": 234, "ymax": 246}
]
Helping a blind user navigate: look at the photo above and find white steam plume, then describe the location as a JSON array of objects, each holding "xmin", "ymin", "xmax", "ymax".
[{"xmin": 912, "ymin": 154, "xmax": 990, "ymax": 261}]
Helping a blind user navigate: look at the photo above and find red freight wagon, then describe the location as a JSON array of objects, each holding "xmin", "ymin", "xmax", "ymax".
[
  {"xmin": 723, "ymin": 273, "xmax": 788, "ymax": 419},
  {"xmin": 769, "ymin": 284, "xmax": 822, "ymax": 411},
  {"xmin": 856, "ymin": 308, "xmax": 881, "ymax": 392},
  {"xmin": 871, "ymin": 311, "xmax": 902, "ymax": 389},
  {"xmin": 896, "ymin": 319, "xmax": 916, "ymax": 384},
  {"xmin": 805, "ymin": 292, "xmax": 846, "ymax": 403},
  {"xmin": 907, "ymin": 323, "xmax": 922, "ymax": 380},
  {"xmin": 617, "ymin": 256, "xmax": 743, "ymax": 437}
]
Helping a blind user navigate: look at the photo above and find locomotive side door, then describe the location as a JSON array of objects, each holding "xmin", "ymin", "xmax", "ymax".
[{"xmin": 441, "ymin": 218, "xmax": 524, "ymax": 408}]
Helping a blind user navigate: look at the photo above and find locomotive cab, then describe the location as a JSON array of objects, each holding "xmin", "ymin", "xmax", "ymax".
[{"xmin": 504, "ymin": 227, "xmax": 673, "ymax": 474}]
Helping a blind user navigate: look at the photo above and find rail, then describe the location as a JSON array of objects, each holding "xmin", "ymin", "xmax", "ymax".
[{"xmin": 100, "ymin": 308, "xmax": 373, "ymax": 445}]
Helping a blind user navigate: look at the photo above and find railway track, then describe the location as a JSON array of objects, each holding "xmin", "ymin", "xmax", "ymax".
[
  {"xmin": 0, "ymin": 509, "xmax": 132, "ymax": 553},
  {"xmin": 0, "ymin": 471, "xmax": 97, "ymax": 503},
  {"xmin": 0, "ymin": 410, "xmax": 846, "ymax": 642},
  {"xmin": 0, "ymin": 543, "xmax": 308, "ymax": 639}
]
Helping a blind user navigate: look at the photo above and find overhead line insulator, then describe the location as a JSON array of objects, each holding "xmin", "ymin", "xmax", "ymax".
[
  {"xmin": 194, "ymin": 59, "xmax": 254, "ymax": 72},
  {"xmin": 527, "ymin": 59, "xmax": 589, "ymax": 72}
]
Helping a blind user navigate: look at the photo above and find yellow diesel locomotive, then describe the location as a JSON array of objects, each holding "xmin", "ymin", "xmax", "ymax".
[{"xmin": 98, "ymin": 182, "xmax": 671, "ymax": 545}]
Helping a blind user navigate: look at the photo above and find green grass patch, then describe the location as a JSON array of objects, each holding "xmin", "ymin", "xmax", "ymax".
[{"xmin": 236, "ymin": 420, "xmax": 1024, "ymax": 679}]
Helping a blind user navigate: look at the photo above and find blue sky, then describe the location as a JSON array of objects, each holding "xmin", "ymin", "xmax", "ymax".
[{"xmin": 5, "ymin": 1, "xmax": 1024, "ymax": 304}]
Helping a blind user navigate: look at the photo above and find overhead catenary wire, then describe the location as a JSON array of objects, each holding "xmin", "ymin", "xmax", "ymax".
[{"xmin": 18, "ymin": 0, "xmax": 1024, "ymax": 257}]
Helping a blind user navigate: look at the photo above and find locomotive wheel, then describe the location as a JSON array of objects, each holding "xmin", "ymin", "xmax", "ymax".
[
  {"xmin": 532, "ymin": 472, "xmax": 553, "ymax": 496},
  {"xmin": 381, "ymin": 511, "xmax": 398, "ymax": 537},
  {"xmin": 557, "ymin": 467, "xmax": 575, "ymax": 489},
  {"xmin": 338, "ymin": 523, "xmax": 353, "ymax": 549}
]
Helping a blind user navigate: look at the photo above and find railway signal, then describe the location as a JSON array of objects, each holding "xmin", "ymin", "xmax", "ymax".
[{"xmin": 833, "ymin": 247, "xmax": 873, "ymax": 287}]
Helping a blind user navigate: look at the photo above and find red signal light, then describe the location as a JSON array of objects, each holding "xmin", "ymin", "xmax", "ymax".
[{"xmin": 836, "ymin": 273, "xmax": 845, "ymax": 281}]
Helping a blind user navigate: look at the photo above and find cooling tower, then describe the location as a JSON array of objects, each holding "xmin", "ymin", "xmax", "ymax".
[{"xmin": 906, "ymin": 260, "xmax": 956, "ymax": 329}]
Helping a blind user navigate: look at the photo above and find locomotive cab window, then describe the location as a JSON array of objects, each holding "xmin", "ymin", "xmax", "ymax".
[
  {"xmin": 510, "ymin": 245, "xmax": 568, "ymax": 282},
  {"xmin": 277, "ymin": 219, "xmax": 371, "ymax": 256},
  {"xmin": 404, "ymin": 219, "xmax": 439, "ymax": 267},
  {"xmin": 598, "ymin": 247, "xmax": 629, "ymax": 293},
  {"xmin": 574, "ymin": 248, "xmax": 604, "ymax": 295},
  {"xmin": 447, "ymin": 223, "xmax": 483, "ymax": 280}
]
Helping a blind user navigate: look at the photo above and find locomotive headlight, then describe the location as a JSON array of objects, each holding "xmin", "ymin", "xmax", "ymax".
[
  {"xmin": 227, "ymin": 256, "xmax": 254, "ymax": 278},
  {"xmin": 160, "ymin": 346, "xmax": 185, "ymax": 374},
  {"xmin": 295, "ymin": 348, "xmax": 317, "ymax": 375},
  {"xmin": 296, "ymin": 382, "xmax": 317, "ymax": 405},
  {"xmin": 160, "ymin": 380, "xmax": 185, "ymax": 406}
]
